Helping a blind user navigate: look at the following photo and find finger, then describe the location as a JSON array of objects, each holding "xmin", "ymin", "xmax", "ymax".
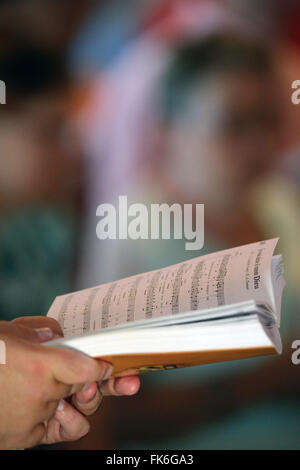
[
  {"xmin": 47, "ymin": 399, "xmax": 90, "ymax": 443},
  {"xmin": 100, "ymin": 375, "xmax": 141, "ymax": 397},
  {"xmin": 74, "ymin": 382, "xmax": 98, "ymax": 403},
  {"xmin": 72, "ymin": 382, "xmax": 103, "ymax": 416},
  {"xmin": 12, "ymin": 316, "xmax": 63, "ymax": 338},
  {"xmin": 7, "ymin": 323, "xmax": 53, "ymax": 344},
  {"xmin": 45, "ymin": 347, "xmax": 113, "ymax": 390}
]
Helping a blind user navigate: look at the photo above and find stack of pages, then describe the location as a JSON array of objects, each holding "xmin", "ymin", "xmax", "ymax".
[{"xmin": 46, "ymin": 239, "xmax": 285, "ymax": 376}]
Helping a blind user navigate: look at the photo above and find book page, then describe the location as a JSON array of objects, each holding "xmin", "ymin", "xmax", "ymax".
[{"xmin": 47, "ymin": 239, "xmax": 278, "ymax": 337}]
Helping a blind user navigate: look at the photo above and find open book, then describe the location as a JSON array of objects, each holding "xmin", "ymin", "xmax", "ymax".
[{"xmin": 46, "ymin": 239, "xmax": 285, "ymax": 376}]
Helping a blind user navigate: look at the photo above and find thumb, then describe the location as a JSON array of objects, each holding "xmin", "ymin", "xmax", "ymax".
[{"xmin": 44, "ymin": 347, "xmax": 113, "ymax": 389}]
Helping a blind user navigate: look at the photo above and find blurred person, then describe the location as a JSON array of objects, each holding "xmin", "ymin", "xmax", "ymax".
[
  {"xmin": 92, "ymin": 34, "xmax": 283, "ymax": 279},
  {"xmin": 75, "ymin": 0, "xmax": 260, "ymax": 288},
  {"xmin": 93, "ymin": 34, "xmax": 300, "ymax": 450}
]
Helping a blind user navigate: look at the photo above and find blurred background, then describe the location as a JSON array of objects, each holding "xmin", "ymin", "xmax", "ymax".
[{"xmin": 0, "ymin": 0, "xmax": 300, "ymax": 450}]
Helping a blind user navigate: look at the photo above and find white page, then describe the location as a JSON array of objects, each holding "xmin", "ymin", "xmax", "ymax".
[{"xmin": 47, "ymin": 239, "xmax": 278, "ymax": 337}]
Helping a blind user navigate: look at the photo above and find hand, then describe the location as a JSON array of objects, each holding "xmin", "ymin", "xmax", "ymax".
[{"xmin": 4, "ymin": 316, "xmax": 140, "ymax": 447}]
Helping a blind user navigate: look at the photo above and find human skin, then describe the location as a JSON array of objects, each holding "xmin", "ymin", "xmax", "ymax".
[{"xmin": 0, "ymin": 316, "xmax": 140, "ymax": 449}]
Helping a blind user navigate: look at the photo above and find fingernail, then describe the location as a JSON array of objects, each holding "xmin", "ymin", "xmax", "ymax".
[
  {"xmin": 103, "ymin": 365, "xmax": 113, "ymax": 381},
  {"xmin": 34, "ymin": 327, "xmax": 54, "ymax": 342},
  {"xmin": 56, "ymin": 399, "xmax": 65, "ymax": 412}
]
